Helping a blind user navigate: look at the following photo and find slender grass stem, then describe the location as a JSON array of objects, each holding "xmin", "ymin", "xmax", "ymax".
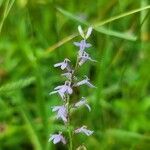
[{"xmin": 0, "ymin": 0, "xmax": 15, "ymax": 35}]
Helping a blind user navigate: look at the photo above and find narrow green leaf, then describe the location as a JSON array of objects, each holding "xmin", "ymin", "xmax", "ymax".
[
  {"xmin": 57, "ymin": 7, "xmax": 137, "ymax": 41},
  {"xmin": 57, "ymin": 7, "xmax": 87, "ymax": 25},
  {"xmin": 46, "ymin": 33, "xmax": 77, "ymax": 53},
  {"xmin": 20, "ymin": 106, "xmax": 43, "ymax": 150},
  {"xmin": 94, "ymin": 27, "xmax": 137, "ymax": 41},
  {"xmin": 0, "ymin": 0, "xmax": 15, "ymax": 34},
  {"xmin": 95, "ymin": 5, "xmax": 150, "ymax": 27}
]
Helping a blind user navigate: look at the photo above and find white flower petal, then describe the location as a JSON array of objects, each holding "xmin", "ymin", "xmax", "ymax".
[
  {"xmin": 61, "ymin": 115, "xmax": 67, "ymax": 122},
  {"xmin": 61, "ymin": 136, "xmax": 66, "ymax": 144},
  {"xmin": 49, "ymin": 91, "xmax": 57, "ymax": 95},
  {"xmin": 86, "ymin": 81, "xmax": 96, "ymax": 88},
  {"xmin": 67, "ymin": 87, "xmax": 73, "ymax": 94},
  {"xmin": 75, "ymin": 80, "xmax": 87, "ymax": 86},
  {"xmin": 75, "ymin": 100, "xmax": 84, "ymax": 107},
  {"xmin": 83, "ymin": 129, "xmax": 93, "ymax": 136},
  {"xmin": 58, "ymin": 90, "xmax": 65, "ymax": 99},
  {"xmin": 52, "ymin": 106, "xmax": 60, "ymax": 111},
  {"xmin": 75, "ymin": 98, "xmax": 91, "ymax": 111},
  {"xmin": 86, "ymin": 43, "xmax": 92, "ymax": 48},
  {"xmin": 54, "ymin": 62, "xmax": 63, "ymax": 67},
  {"xmin": 85, "ymin": 27, "xmax": 93, "ymax": 39},
  {"xmin": 85, "ymin": 104, "xmax": 91, "ymax": 112},
  {"xmin": 48, "ymin": 135, "xmax": 55, "ymax": 142},
  {"xmin": 88, "ymin": 57, "xmax": 97, "ymax": 62},
  {"xmin": 54, "ymin": 85, "xmax": 63, "ymax": 90},
  {"xmin": 75, "ymin": 126, "xmax": 93, "ymax": 136},
  {"xmin": 78, "ymin": 25, "xmax": 85, "ymax": 38},
  {"xmin": 73, "ymin": 42, "xmax": 80, "ymax": 46}
]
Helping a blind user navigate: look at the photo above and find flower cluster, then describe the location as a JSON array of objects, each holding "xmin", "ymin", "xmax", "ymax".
[{"xmin": 49, "ymin": 25, "xmax": 96, "ymax": 148}]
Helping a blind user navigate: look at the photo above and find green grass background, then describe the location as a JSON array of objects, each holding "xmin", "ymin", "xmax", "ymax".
[{"xmin": 0, "ymin": 0, "xmax": 150, "ymax": 149}]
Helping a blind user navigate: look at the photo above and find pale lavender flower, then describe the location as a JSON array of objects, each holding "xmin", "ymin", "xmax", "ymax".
[
  {"xmin": 74, "ymin": 40, "xmax": 91, "ymax": 51},
  {"xmin": 54, "ymin": 58, "xmax": 70, "ymax": 70},
  {"xmin": 61, "ymin": 70, "xmax": 74, "ymax": 80},
  {"xmin": 75, "ymin": 97, "xmax": 91, "ymax": 111},
  {"xmin": 78, "ymin": 25, "xmax": 93, "ymax": 39},
  {"xmin": 50, "ymin": 81, "xmax": 73, "ymax": 99},
  {"xmin": 74, "ymin": 76, "xmax": 96, "ymax": 88},
  {"xmin": 52, "ymin": 105, "xmax": 67, "ymax": 122},
  {"xmin": 74, "ymin": 126, "xmax": 93, "ymax": 136},
  {"xmin": 78, "ymin": 51, "xmax": 97, "ymax": 66},
  {"xmin": 49, "ymin": 132, "xmax": 66, "ymax": 144}
]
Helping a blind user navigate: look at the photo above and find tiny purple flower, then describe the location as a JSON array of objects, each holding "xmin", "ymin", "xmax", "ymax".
[
  {"xmin": 52, "ymin": 105, "xmax": 67, "ymax": 122},
  {"xmin": 49, "ymin": 132, "xmax": 66, "ymax": 144},
  {"xmin": 54, "ymin": 58, "xmax": 70, "ymax": 70},
  {"xmin": 74, "ymin": 76, "xmax": 96, "ymax": 88},
  {"xmin": 74, "ymin": 126, "xmax": 93, "ymax": 136},
  {"xmin": 50, "ymin": 81, "xmax": 73, "ymax": 99},
  {"xmin": 74, "ymin": 97, "xmax": 91, "ymax": 111},
  {"xmin": 78, "ymin": 51, "xmax": 97, "ymax": 66},
  {"xmin": 74, "ymin": 40, "xmax": 91, "ymax": 51},
  {"xmin": 61, "ymin": 70, "xmax": 74, "ymax": 80}
]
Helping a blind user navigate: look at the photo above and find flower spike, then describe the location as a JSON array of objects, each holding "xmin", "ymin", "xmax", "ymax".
[{"xmin": 49, "ymin": 25, "xmax": 95, "ymax": 148}]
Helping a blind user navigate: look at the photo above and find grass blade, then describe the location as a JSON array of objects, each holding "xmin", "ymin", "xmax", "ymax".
[
  {"xmin": 0, "ymin": 77, "xmax": 35, "ymax": 93},
  {"xmin": 46, "ymin": 33, "xmax": 77, "ymax": 53},
  {"xmin": 0, "ymin": 0, "xmax": 15, "ymax": 34},
  {"xmin": 95, "ymin": 5, "xmax": 150, "ymax": 27},
  {"xmin": 57, "ymin": 7, "xmax": 137, "ymax": 41},
  {"xmin": 20, "ymin": 106, "xmax": 43, "ymax": 150}
]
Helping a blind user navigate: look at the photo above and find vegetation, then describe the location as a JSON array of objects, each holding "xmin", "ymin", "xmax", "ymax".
[{"xmin": 0, "ymin": 0, "xmax": 150, "ymax": 149}]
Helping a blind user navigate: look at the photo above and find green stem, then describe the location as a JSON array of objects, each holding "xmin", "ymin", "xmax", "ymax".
[
  {"xmin": 65, "ymin": 55, "xmax": 79, "ymax": 150},
  {"xmin": 68, "ymin": 128, "xmax": 73, "ymax": 150},
  {"xmin": 66, "ymin": 95, "xmax": 73, "ymax": 150}
]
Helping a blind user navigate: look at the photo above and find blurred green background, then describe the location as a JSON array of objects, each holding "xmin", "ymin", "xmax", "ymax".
[{"xmin": 0, "ymin": 0, "xmax": 150, "ymax": 149}]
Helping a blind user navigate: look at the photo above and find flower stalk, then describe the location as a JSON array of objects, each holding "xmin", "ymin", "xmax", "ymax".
[
  {"xmin": 66, "ymin": 95, "xmax": 73, "ymax": 150},
  {"xmin": 49, "ymin": 25, "xmax": 96, "ymax": 149}
]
